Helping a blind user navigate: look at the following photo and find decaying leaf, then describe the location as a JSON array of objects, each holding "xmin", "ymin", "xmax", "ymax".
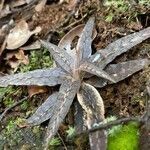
[
  {"xmin": 27, "ymin": 85, "xmax": 48, "ymax": 97},
  {"xmin": 0, "ymin": 0, "xmax": 5, "ymax": 12},
  {"xmin": 58, "ymin": 19, "xmax": 97, "ymax": 59},
  {"xmin": 5, "ymin": 49, "xmax": 29, "ymax": 69},
  {"xmin": 0, "ymin": 19, "xmax": 14, "ymax": 55},
  {"xmin": 9, "ymin": 0, "xmax": 27, "ymax": 8},
  {"xmin": 67, "ymin": 0, "xmax": 81, "ymax": 11},
  {"xmin": 35, "ymin": 0, "xmax": 47, "ymax": 12},
  {"xmin": 21, "ymin": 40, "xmax": 41, "ymax": 50},
  {"xmin": 58, "ymin": 24, "xmax": 84, "ymax": 57},
  {"xmin": 6, "ymin": 20, "xmax": 41, "ymax": 49},
  {"xmin": 0, "ymin": 4, "xmax": 11, "ymax": 19}
]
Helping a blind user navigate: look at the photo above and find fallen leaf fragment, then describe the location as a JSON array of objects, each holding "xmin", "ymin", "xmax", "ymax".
[
  {"xmin": 21, "ymin": 40, "xmax": 41, "ymax": 50},
  {"xmin": 28, "ymin": 85, "xmax": 48, "ymax": 97},
  {"xmin": 10, "ymin": 0, "xmax": 27, "ymax": 8},
  {"xmin": 5, "ymin": 49, "xmax": 29, "ymax": 69},
  {"xmin": 35, "ymin": 0, "xmax": 47, "ymax": 12},
  {"xmin": 6, "ymin": 20, "xmax": 41, "ymax": 49},
  {"xmin": 0, "ymin": 0, "xmax": 5, "ymax": 11},
  {"xmin": 0, "ymin": 4, "xmax": 11, "ymax": 19},
  {"xmin": 0, "ymin": 20, "xmax": 14, "ymax": 55}
]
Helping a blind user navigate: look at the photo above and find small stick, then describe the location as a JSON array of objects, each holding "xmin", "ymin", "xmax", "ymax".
[
  {"xmin": 77, "ymin": 116, "xmax": 143, "ymax": 136},
  {"xmin": 57, "ymin": 132, "xmax": 68, "ymax": 150},
  {"xmin": 0, "ymin": 96, "xmax": 28, "ymax": 122}
]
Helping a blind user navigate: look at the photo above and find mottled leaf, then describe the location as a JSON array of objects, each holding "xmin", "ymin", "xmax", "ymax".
[
  {"xmin": 27, "ymin": 92, "xmax": 59, "ymax": 125},
  {"xmin": 41, "ymin": 40, "xmax": 74, "ymax": 73},
  {"xmin": 0, "ymin": 67, "xmax": 67, "ymax": 87},
  {"xmin": 80, "ymin": 61, "xmax": 116, "ymax": 83},
  {"xmin": 90, "ymin": 27, "xmax": 150, "ymax": 69},
  {"xmin": 74, "ymin": 101, "xmax": 86, "ymax": 133},
  {"xmin": 77, "ymin": 83, "xmax": 105, "ymax": 120},
  {"xmin": 77, "ymin": 17, "xmax": 95, "ymax": 60},
  {"xmin": 45, "ymin": 79, "xmax": 81, "ymax": 146},
  {"xmin": 86, "ymin": 59, "xmax": 150, "ymax": 87},
  {"xmin": 77, "ymin": 83, "xmax": 107, "ymax": 150}
]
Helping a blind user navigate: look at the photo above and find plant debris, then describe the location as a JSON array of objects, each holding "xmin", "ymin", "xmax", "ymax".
[{"xmin": 6, "ymin": 20, "xmax": 41, "ymax": 50}]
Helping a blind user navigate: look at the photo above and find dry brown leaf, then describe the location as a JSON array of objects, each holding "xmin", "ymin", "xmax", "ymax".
[
  {"xmin": 0, "ymin": 19, "xmax": 14, "ymax": 55},
  {"xmin": 127, "ymin": 21, "xmax": 143, "ymax": 30},
  {"xmin": 21, "ymin": 40, "xmax": 41, "ymax": 50},
  {"xmin": 6, "ymin": 20, "xmax": 41, "ymax": 49},
  {"xmin": 26, "ymin": 0, "xmax": 33, "ymax": 4},
  {"xmin": 0, "ymin": 38, "xmax": 7, "ymax": 55},
  {"xmin": 67, "ymin": 0, "xmax": 80, "ymax": 11},
  {"xmin": 10, "ymin": 0, "xmax": 26, "ymax": 8},
  {"xmin": 5, "ymin": 49, "xmax": 29, "ymax": 69},
  {"xmin": 27, "ymin": 85, "xmax": 48, "ymax": 97},
  {"xmin": 35, "ymin": 0, "xmax": 47, "ymax": 12},
  {"xmin": 0, "ymin": 4, "xmax": 11, "ymax": 18},
  {"xmin": 0, "ymin": 0, "xmax": 5, "ymax": 11}
]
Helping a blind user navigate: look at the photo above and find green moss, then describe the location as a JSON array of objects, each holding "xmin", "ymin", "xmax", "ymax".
[
  {"xmin": 3, "ymin": 97, "xmax": 15, "ymax": 107},
  {"xmin": 138, "ymin": 0, "xmax": 150, "ymax": 6},
  {"xmin": 20, "ymin": 101, "xmax": 29, "ymax": 110},
  {"xmin": 66, "ymin": 126, "xmax": 76, "ymax": 139},
  {"xmin": 5, "ymin": 120, "xmax": 16, "ymax": 135},
  {"xmin": 49, "ymin": 137, "xmax": 61, "ymax": 146},
  {"xmin": 19, "ymin": 48, "xmax": 53, "ymax": 72},
  {"xmin": 108, "ymin": 122, "xmax": 139, "ymax": 150},
  {"xmin": 104, "ymin": 0, "xmax": 130, "ymax": 12}
]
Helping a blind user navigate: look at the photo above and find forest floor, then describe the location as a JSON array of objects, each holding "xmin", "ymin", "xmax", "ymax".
[{"xmin": 0, "ymin": 0, "xmax": 149, "ymax": 149}]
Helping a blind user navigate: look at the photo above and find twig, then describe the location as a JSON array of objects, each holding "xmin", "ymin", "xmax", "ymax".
[
  {"xmin": 62, "ymin": 9, "xmax": 95, "ymax": 32},
  {"xmin": 62, "ymin": 13, "xmax": 87, "ymax": 31},
  {"xmin": 57, "ymin": 132, "xmax": 68, "ymax": 150},
  {"xmin": 0, "ymin": 96, "xmax": 28, "ymax": 122},
  {"xmin": 77, "ymin": 116, "xmax": 143, "ymax": 136}
]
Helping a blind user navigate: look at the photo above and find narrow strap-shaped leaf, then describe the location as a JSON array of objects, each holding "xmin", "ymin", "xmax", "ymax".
[
  {"xmin": 77, "ymin": 83, "xmax": 105, "ymax": 120},
  {"xmin": 27, "ymin": 92, "xmax": 59, "ymax": 125},
  {"xmin": 77, "ymin": 83, "xmax": 107, "ymax": 150},
  {"xmin": 77, "ymin": 17, "xmax": 95, "ymax": 60},
  {"xmin": 74, "ymin": 101, "xmax": 86, "ymax": 133},
  {"xmin": 40, "ymin": 40, "xmax": 74, "ymax": 73},
  {"xmin": 80, "ymin": 61, "xmax": 116, "ymax": 83},
  {"xmin": 90, "ymin": 27, "xmax": 150, "ymax": 69},
  {"xmin": 86, "ymin": 59, "xmax": 150, "ymax": 88},
  {"xmin": 0, "ymin": 67, "xmax": 67, "ymax": 87},
  {"xmin": 44, "ymin": 79, "xmax": 81, "ymax": 147}
]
